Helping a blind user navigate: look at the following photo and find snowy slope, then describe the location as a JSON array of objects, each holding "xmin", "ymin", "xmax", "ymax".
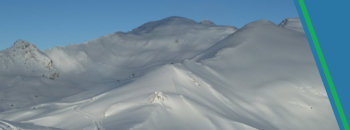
[
  {"xmin": 0, "ymin": 120, "xmax": 62, "ymax": 130},
  {"xmin": 0, "ymin": 65, "xmax": 258, "ymax": 130},
  {"xmin": 192, "ymin": 20, "xmax": 337, "ymax": 129},
  {"xmin": 0, "ymin": 16, "xmax": 338, "ymax": 130}
]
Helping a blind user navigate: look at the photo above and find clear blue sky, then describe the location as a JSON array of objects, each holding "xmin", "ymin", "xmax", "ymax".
[{"xmin": 0, "ymin": 0, "xmax": 298, "ymax": 50}]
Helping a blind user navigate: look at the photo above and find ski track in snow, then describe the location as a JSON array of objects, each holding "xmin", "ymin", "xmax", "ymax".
[
  {"xmin": 0, "ymin": 120, "xmax": 18, "ymax": 130},
  {"xmin": 72, "ymin": 98, "xmax": 105, "ymax": 130}
]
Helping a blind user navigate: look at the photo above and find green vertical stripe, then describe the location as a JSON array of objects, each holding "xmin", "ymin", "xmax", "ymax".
[{"xmin": 297, "ymin": 0, "xmax": 349, "ymax": 129}]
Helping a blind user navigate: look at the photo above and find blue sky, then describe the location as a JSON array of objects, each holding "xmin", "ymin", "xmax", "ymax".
[{"xmin": 0, "ymin": 0, "xmax": 298, "ymax": 50}]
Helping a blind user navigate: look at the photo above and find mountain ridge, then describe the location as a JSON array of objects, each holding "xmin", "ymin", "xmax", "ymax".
[{"xmin": 0, "ymin": 16, "xmax": 337, "ymax": 130}]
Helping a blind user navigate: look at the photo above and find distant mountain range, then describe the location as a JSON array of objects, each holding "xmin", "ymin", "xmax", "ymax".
[{"xmin": 0, "ymin": 16, "xmax": 338, "ymax": 130}]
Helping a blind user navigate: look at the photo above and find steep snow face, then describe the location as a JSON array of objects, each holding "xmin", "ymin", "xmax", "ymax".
[
  {"xmin": 279, "ymin": 18, "xmax": 305, "ymax": 33},
  {"xmin": 45, "ymin": 16, "xmax": 236, "ymax": 82},
  {"xmin": 0, "ymin": 17, "xmax": 338, "ymax": 130},
  {"xmin": 195, "ymin": 20, "xmax": 337, "ymax": 129}
]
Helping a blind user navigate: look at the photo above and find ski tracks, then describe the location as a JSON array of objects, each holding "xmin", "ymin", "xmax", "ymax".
[
  {"xmin": 0, "ymin": 120, "xmax": 19, "ymax": 130},
  {"xmin": 73, "ymin": 99, "xmax": 105, "ymax": 130}
]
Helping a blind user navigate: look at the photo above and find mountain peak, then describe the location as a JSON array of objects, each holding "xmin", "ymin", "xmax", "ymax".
[
  {"xmin": 200, "ymin": 20, "xmax": 215, "ymax": 25},
  {"xmin": 1, "ymin": 40, "xmax": 59, "ymax": 80},
  {"xmin": 131, "ymin": 16, "xmax": 197, "ymax": 34},
  {"xmin": 245, "ymin": 20, "xmax": 275, "ymax": 27},
  {"xmin": 161, "ymin": 16, "xmax": 196, "ymax": 23},
  {"xmin": 12, "ymin": 39, "xmax": 37, "ymax": 50}
]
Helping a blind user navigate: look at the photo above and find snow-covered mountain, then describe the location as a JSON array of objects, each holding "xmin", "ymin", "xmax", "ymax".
[
  {"xmin": 0, "ymin": 16, "xmax": 338, "ymax": 130},
  {"xmin": 44, "ymin": 16, "xmax": 236, "ymax": 82}
]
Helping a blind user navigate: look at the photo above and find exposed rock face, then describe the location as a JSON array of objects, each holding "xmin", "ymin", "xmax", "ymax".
[
  {"xmin": 200, "ymin": 20, "xmax": 215, "ymax": 25},
  {"xmin": 0, "ymin": 40, "xmax": 59, "ymax": 79},
  {"xmin": 279, "ymin": 18, "xmax": 305, "ymax": 33}
]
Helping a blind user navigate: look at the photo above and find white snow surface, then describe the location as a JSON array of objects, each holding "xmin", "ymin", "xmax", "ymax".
[{"xmin": 0, "ymin": 16, "xmax": 338, "ymax": 130}]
